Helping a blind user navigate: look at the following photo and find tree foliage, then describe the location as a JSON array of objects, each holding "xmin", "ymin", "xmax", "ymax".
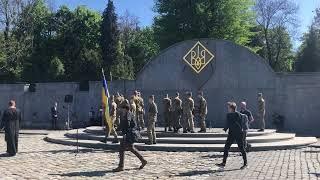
[
  {"xmin": 295, "ymin": 9, "xmax": 320, "ymax": 72},
  {"xmin": 254, "ymin": 0, "xmax": 298, "ymax": 71},
  {"xmin": 153, "ymin": 0, "xmax": 255, "ymax": 50}
]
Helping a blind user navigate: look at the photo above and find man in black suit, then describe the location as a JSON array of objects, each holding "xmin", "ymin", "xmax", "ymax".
[
  {"xmin": 51, "ymin": 102, "xmax": 58, "ymax": 130},
  {"xmin": 216, "ymin": 102, "xmax": 247, "ymax": 169}
]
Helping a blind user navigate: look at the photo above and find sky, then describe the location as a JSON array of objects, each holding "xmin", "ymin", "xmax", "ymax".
[{"xmin": 53, "ymin": 0, "xmax": 320, "ymax": 48}]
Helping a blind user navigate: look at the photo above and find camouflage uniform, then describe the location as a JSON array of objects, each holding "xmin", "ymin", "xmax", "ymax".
[
  {"xmin": 107, "ymin": 98, "xmax": 118, "ymax": 143},
  {"xmin": 147, "ymin": 99, "xmax": 158, "ymax": 144},
  {"xmin": 258, "ymin": 94, "xmax": 266, "ymax": 130},
  {"xmin": 198, "ymin": 95, "xmax": 208, "ymax": 132},
  {"xmin": 163, "ymin": 96, "xmax": 172, "ymax": 132},
  {"xmin": 134, "ymin": 95, "xmax": 145, "ymax": 130},
  {"xmin": 172, "ymin": 96, "xmax": 182, "ymax": 132},
  {"xmin": 130, "ymin": 97, "xmax": 137, "ymax": 121},
  {"xmin": 182, "ymin": 94, "xmax": 195, "ymax": 132},
  {"xmin": 115, "ymin": 94, "xmax": 124, "ymax": 127}
]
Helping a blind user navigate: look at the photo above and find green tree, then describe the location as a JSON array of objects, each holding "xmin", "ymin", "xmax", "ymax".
[
  {"xmin": 49, "ymin": 56, "xmax": 65, "ymax": 80},
  {"xmin": 295, "ymin": 9, "xmax": 320, "ymax": 72},
  {"xmin": 255, "ymin": 0, "xmax": 298, "ymax": 71},
  {"xmin": 127, "ymin": 27, "xmax": 160, "ymax": 74},
  {"xmin": 54, "ymin": 5, "xmax": 102, "ymax": 81},
  {"xmin": 100, "ymin": 0, "xmax": 119, "ymax": 79},
  {"xmin": 14, "ymin": 0, "xmax": 53, "ymax": 81},
  {"xmin": 153, "ymin": 0, "xmax": 255, "ymax": 50}
]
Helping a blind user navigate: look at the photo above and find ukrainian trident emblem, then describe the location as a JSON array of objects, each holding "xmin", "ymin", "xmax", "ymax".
[{"xmin": 183, "ymin": 41, "xmax": 214, "ymax": 74}]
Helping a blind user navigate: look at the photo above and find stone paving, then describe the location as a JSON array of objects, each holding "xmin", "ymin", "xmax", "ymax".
[{"xmin": 0, "ymin": 132, "xmax": 319, "ymax": 180}]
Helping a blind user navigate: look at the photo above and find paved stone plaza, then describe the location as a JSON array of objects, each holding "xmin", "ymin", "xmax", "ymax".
[{"xmin": 0, "ymin": 132, "xmax": 319, "ymax": 180}]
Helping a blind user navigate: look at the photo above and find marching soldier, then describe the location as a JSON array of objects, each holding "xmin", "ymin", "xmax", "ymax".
[
  {"xmin": 146, "ymin": 95, "xmax": 158, "ymax": 145},
  {"xmin": 172, "ymin": 92, "xmax": 182, "ymax": 133},
  {"xmin": 182, "ymin": 92, "xmax": 195, "ymax": 133},
  {"xmin": 257, "ymin": 93, "xmax": 266, "ymax": 132},
  {"xmin": 163, "ymin": 94, "xmax": 172, "ymax": 132},
  {"xmin": 197, "ymin": 91, "xmax": 208, "ymax": 133},
  {"xmin": 106, "ymin": 95, "xmax": 119, "ymax": 143}
]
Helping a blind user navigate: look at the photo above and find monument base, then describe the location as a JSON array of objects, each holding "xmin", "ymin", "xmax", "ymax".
[{"xmin": 45, "ymin": 126, "xmax": 317, "ymax": 152}]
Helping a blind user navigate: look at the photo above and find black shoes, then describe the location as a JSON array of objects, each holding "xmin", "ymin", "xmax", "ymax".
[
  {"xmin": 240, "ymin": 164, "xmax": 248, "ymax": 169},
  {"xmin": 216, "ymin": 162, "xmax": 226, "ymax": 168}
]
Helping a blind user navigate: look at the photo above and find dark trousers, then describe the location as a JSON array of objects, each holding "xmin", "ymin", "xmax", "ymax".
[
  {"xmin": 222, "ymin": 132, "xmax": 247, "ymax": 164},
  {"xmin": 118, "ymin": 138, "xmax": 145, "ymax": 168},
  {"xmin": 52, "ymin": 117, "xmax": 57, "ymax": 130},
  {"xmin": 6, "ymin": 133, "xmax": 18, "ymax": 156},
  {"xmin": 243, "ymin": 131, "xmax": 250, "ymax": 150}
]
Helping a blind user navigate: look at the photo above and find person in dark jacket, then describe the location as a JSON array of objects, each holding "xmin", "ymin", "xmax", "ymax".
[
  {"xmin": 51, "ymin": 102, "xmax": 58, "ymax": 130},
  {"xmin": 216, "ymin": 102, "xmax": 247, "ymax": 169},
  {"xmin": 113, "ymin": 101, "xmax": 147, "ymax": 172},
  {"xmin": 240, "ymin": 101, "xmax": 254, "ymax": 152},
  {"xmin": 0, "ymin": 100, "xmax": 21, "ymax": 156}
]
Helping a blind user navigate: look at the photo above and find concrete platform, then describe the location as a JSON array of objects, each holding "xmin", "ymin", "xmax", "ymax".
[
  {"xmin": 65, "ymin": 130, "xmax": 295, "ymax": 144},
  {"xmin": 84, "ymin": 126, "xmax": 277, "ymax": 137},
  {"xmin": 45, "ymin": 134, "xmax": 317, "ymax": 152},
  {"xmin": 44, "ymin": 126, "xmax": 318, "ymax": 152}
]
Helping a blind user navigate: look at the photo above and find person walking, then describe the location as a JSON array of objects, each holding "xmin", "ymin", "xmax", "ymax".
[
  {"xmin": 216, "ymin": 102, "xmax": 247, "ymax": 169},
  {"xmin": 113, "ymin": 102, "xmax": 147, "ymax": 172},
  {"xmin": 0, "ymin": 100, "xmax": 21, "ymax": 156},
  {"xmin": 240, "ymin": 101, "xmax": 254, "ymax": 152}
]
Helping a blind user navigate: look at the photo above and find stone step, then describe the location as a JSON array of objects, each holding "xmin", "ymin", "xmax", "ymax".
[
  {"xmin": 65, "ymin": 130, "xmax": 295, "ymax": 144},
  {"xmin": 45, "ymin": 134, "xmax": 317, "ymax": 152},
  {"xmin": 85, "ymin": 126, "xmax": 277, "ymax": 137}
]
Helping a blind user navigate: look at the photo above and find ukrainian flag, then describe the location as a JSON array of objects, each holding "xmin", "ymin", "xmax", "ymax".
[{"xmin": 102, "ymin": 68, "xmax": 112, "ymax": 136}]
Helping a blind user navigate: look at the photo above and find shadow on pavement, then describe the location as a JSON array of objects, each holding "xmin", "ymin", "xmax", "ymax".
[
  {"xmin": 176, "ymin": 168, "xmax": 240, "ymax": 177},
  {"xmin": 0, "ymin": 153, "xmax": 14, "ymax": 158},
  {"xmin": 49, "ymin": 168, "xmax": 139, "ymax": 177},
  {"xmin": 49, "ymin": 170, "xmax": 111, "ymax": 177},
  {"xmin": 303, "ymin": 150, "xmax": 320, "ymax": 153},
  {"xmin": 309, "ymin": 173, "xmax": 320, "ymax": 177},
  {"xmin": 18, "ymin": 148, "xmax": 116, "ymax": 155}
]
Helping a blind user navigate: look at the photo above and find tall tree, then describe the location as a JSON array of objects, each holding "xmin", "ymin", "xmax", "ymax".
[
  {"xmin": 254, "ymin": 0, "xmax": 298, "ymax": 71},
  {"xmin": 295, "ymin": 9, "xmax": 320, "ymax": 72},
  {"xmin": 100, "ymin": 0, "xmax": 119, "ymax": 79},
  {"xmin": 153, "ymin": 0, "xmax": 255, "ymax": 50},
  {"xmin": 0, "ymin": 0, "xmax": 36, "ymax": 81},
  {"xmin": 127, "ymin": 27, "xmax": 160, "ymax": 74}
]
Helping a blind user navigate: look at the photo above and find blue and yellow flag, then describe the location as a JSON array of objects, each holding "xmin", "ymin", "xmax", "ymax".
[{"xmin": 101, "ymin": 68, "xmax": 112, "ymax": 135}]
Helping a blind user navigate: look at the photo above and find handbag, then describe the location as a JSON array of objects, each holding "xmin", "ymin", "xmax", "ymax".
[{"xmin": 125, "ymin": 118, "xmax": 142, "ymax": 143}]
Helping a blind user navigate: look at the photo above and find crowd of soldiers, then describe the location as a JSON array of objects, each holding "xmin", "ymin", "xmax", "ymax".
[
  {"xmin": 107, "ymin": 90, "xmax": 266, "ymax": 146},
  {"xmin": 106, "ymin": 90, "xmax": 209, "ymax": 145}
]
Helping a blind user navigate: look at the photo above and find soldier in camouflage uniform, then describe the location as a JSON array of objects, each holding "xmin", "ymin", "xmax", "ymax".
[
  {"xmin": 133, "ymin": 91, "xmax": 145, "ymax": 130},
  {"xmin": 130, "ymin": 95, "xmax": 137, "ymax": 121},
  {"xmin": 163, "ymin": 94, "xmax": 172, "ymax": 132},
  {"xmin": 257, "ymin": 93, "xmax": 266, "ymax": 132},
  {"xmin": 182, "ymin": 92, "xmax": 195, "ymax": 133},
  {"xmin": 172, "ymin": 92, "xmax": 182, "ymax": 133},
  {"xmin": 115, "ymin": 92, "xmax": 124, "ymax": 128},
  {"xmin": 197, "ymin": 91, "xmax": 208, "ymax": 133},
  {"xmin": 146, "ymin": 95, "xmax": 158, "ymax": 145},
  {"xmin": 106, "ymin": 95, "xmax": 119, "ymax": 143}
]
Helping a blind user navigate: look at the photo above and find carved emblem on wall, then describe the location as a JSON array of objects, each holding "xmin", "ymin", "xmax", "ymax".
[{"xmin": 183, "ymin": 41, "xmax": 214, "ymax": 74}]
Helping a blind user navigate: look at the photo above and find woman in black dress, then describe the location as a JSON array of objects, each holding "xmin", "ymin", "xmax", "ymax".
[
  {"xmin": 0, "ymin": 100, "xmax": 21, "ymax": 156},
  {"xmin": 113, "ymin": 101, "xmax": 147, "ymax": 172}
]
